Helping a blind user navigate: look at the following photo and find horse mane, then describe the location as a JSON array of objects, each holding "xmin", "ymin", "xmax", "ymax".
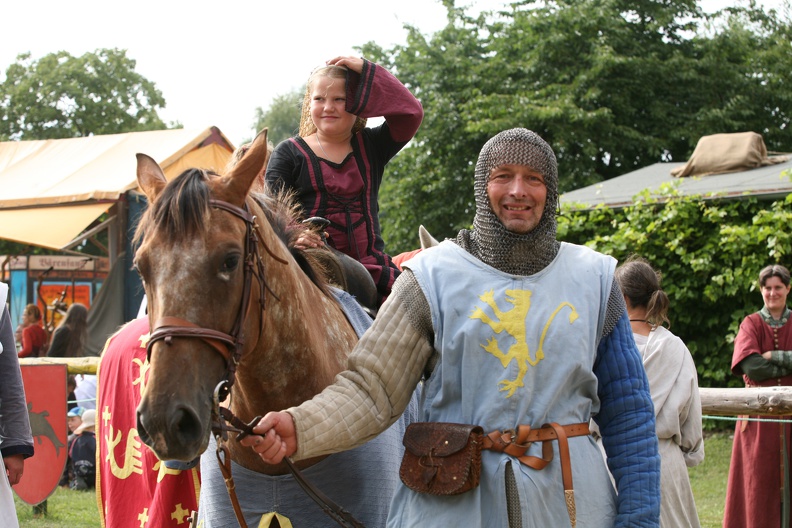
[
  {"xmin": 250, "ymin": 189, "xmax": 333, "ymax": 297},
  {"xmin": 134, "ymin": 168, "xmax": 332, "ymax": 295}
]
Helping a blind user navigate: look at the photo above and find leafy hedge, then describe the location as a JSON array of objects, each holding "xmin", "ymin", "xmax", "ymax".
[{"xmin": 558, "ymin": 180, "xmax": 792, "ymax": 388}]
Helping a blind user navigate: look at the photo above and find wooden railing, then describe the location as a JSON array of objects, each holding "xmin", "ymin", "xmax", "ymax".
[
  {"xmin": 19, "ymin": 356, "xmax": 99, "ymax": 375},
  {"xmin": 699, "ymin": 386, "xmax": 792, "ymax": 416}
]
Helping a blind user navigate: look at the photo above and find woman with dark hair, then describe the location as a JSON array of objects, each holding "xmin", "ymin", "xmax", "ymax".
[
  {"xmin": 18, "ymin": 304, "xmax": 48, "ymax": 358},
  {"xmin": 47, "ymin": 303, "xmax": 88, "ymax": 358},
  {"xmin": 613, "ymin": 256, "xmax": 703, "ymax": 528},
  {"xmin": 725, "ymin": 263, "xmax": 792, "ymax": 528}
]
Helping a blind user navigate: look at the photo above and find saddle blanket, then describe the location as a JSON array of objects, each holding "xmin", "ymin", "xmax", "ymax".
[{"xmin": 197, "ymin": 287, "xmax": 421, "ymax": 527}]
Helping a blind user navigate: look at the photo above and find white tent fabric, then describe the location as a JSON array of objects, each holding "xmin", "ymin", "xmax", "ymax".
[
  {"xmin": 0, "ymin": 203, "xmax": 112, "ymax": 250},
  {"xmin": 0, "ymin": 127, "xmax": 235, "ymax": 249}
]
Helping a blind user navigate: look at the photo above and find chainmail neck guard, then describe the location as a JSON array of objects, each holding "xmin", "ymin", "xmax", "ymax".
[{"xmin": 456, "ymin": 128, "xmax": 560, "ymax": 276}]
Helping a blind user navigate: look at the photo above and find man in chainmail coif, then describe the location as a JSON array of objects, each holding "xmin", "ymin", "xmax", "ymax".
[{"xmin": 242, "ymin": 128, "xmax": 661, "ymax": 528}]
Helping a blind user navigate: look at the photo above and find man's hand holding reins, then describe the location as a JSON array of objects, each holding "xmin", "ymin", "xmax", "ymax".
[{"xmin": 240, "ymin": 412, "xmax": 298, "ymax": 464}]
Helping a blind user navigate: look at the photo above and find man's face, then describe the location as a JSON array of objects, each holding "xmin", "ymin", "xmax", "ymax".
[{"xmin": 486, "ymin": 164, "xmax": 547, "ymax": 234}]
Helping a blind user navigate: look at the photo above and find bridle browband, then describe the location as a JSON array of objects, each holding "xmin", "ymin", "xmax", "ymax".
[{"xmin": 143, "ymin": 197, "xmax": 365, "ymax": 528}]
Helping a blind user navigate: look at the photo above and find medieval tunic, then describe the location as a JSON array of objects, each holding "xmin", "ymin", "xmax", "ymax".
[
  {"xmin": 725, "ymin": 311, "xmax": 792, "ymax": 528},
  {"xmin": 634, "ymin": 327, "xmax": 704, "ymax": 528},
  {"xmin": 265, "ymin": 60, "xmax": 423, "ymax": 303},
  {"xmin": 97, "ymin": 317, "xmax": 201, "ymax": 527},
  {"xmin": 288, "ymin": 241, "xmax": 660, "ymax": 527}
]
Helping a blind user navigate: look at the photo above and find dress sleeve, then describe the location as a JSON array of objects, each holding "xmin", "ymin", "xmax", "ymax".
[
  {"xmin": 0, "ymin": 307, "xmax": 34, "ymax": 459},
  {"xmin": 264, "ymin": 140, "xmax": 300, "ymax": 195},
  {"xmin": 731, "ymin": 314, "xmax": 763, "ymax": 374},
  {"xmin": 346, "ymin": 60, "xmax": 423, "ymax": 147},
  {"xmin": 19, "ymin": 325, "xmax": 35, "ymax": 358},
  {"xmin": 736, "ymin": 354, "xmax": 792, "ymax": 381},
  {"xmin": 676, "ymin": 342, "xmax": 705, "ymax": 467},
  {"xmin": 289, "ymin": 285, "xmax": 433, "ymax": 460},
  {"xmin": 769, "ymin": 349, "xmax": 792, "ymax": 369},
  {"xmin": 593, "ymin": 312, "xmax": 661, "ymax": 527}
]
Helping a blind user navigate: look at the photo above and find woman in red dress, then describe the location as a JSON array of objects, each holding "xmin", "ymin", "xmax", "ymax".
[
  {"xmin": 725, "ymin": 264, "xmax": 792, "ymax": 527},
  {"xmin": 18, "ymin": 304, "xmax": 48, "ymax": 358}
]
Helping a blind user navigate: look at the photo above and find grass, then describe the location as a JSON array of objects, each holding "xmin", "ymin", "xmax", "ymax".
[
  {"xmin": 14, "ymin": 432, "xmax": 734, "ymax": 527},
  {"xmin": 14, "ymin": 486, "xmax": 101, "ymax": 528},
  {"xmin": 689, "ymin": 431, "xmax": 733, "ymax": 528}
]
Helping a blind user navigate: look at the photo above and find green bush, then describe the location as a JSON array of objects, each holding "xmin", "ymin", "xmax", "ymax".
[{"xmin": 558, "ymin": 179, "xmax": 792, "ymax": 389}]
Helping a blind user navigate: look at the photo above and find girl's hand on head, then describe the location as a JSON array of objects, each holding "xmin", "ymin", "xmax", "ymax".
[{"xmin": 326, "ymin": 56, "xmax": 364, "ymax": 74}]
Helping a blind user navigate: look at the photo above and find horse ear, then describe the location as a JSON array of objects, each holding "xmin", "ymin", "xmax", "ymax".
[
  {"xmin": 136, "ymin": 153, "xmax": 168, "ymax": 202},
  {"xmin": 223, "ymin": 128, "xmax": 269, "ymax": 202}
]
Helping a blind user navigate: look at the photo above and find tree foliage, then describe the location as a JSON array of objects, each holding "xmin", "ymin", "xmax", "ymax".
[
  {"xmin": 366, "ymin": 0, "xmax": 792, "ymax": 253},
  {"xmin": 0, "ymin": 48, "xmax": 168, "ymax": 140},
  {"xmin": 251, "ymin": 88, "xmax": 303, "ymax": 146},
  {"xmin": 558, "ymin": 181, "xmax": 792, "ymax": 389}
]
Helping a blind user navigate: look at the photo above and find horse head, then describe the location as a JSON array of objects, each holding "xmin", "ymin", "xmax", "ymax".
[{"xmin": 134, "ymin": 130, "xmax": 270, "ymax": 461}]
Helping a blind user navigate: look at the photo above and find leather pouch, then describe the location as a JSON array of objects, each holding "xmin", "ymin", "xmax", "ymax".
[{"xmin": 399, "ymin": 422, "xmax": 484, "ymax": 495}]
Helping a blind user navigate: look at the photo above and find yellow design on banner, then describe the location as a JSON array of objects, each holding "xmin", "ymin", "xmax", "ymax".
[
  {"xmin": 258, "ymin": 512, "xmax": 294, "ymax": 527},
  {"xmin": 138, "ymin": 507, "xmax": 149, "ymax": 528},
  {"xmin": 471, "ymin": 289, "xmax": 578, "ymax": 397},
  {"xmin": 170, "ymin": 502, "xmax": 191, "ymax": 525},
  {"xmin": 153, "ymin": 459, "xmax": 183, "ymax": 482},
  {"xmin": 104, "ymin": 418, "xmax": 144, "ymax": 479},
  {"xmin": 132, "ymin": 357, "xmax": 150, "ymax": 397}
]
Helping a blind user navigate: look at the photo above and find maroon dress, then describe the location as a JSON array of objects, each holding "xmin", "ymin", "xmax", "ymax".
[
  {"xmin": 725, "ymin": 311, "xmax": 792, "ymax": 527},
  {"xmin": 265, "ymin": 60, "xmax": 423, "ymax": 304}
]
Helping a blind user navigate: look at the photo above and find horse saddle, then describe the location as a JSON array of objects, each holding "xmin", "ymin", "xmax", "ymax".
[
  {"xmin": 304, "ymin": 246, "xmax": 379, "ymax": 318},
  {"xmin": 302, "ymin": 217, "xmax": 379, "ymax": 317}
]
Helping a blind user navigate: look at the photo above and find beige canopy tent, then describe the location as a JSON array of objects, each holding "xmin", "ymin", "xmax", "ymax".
[
  {"xmin": 0, "ymin": 126, "xmax": 237, "ymax": 348},
  {"xmin": 0, "ymin": 126, "xmax": 235, "ymax": 250}
]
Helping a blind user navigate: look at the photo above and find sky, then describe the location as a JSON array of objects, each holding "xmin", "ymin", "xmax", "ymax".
[{"xmin": 1, "ymin": 0, "xmax": 787, "ymax": 147}]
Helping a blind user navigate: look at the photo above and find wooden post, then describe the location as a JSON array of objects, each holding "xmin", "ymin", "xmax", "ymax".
[{"xmin": 700, "ymin": 386, "xmax": 792, "ymax": 416}]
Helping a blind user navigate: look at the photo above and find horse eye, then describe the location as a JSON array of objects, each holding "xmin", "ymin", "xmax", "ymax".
[{"xmin": 222, "ymin": 255, "xmax": 240, "ymax": 272}]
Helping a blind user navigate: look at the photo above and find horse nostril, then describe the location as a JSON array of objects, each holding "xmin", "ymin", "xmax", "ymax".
[
  {"xmin": 171, "ymin": 406, "xmax": 202, "ymax": 445},
  {"xmin": 136, "ymin": 411, "xmax": 152, "ymax": 446}
]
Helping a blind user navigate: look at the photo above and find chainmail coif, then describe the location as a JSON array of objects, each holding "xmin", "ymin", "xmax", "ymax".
[{"xmin": 456, "ymin": 128, "xmax": 560, "ymax": 275}]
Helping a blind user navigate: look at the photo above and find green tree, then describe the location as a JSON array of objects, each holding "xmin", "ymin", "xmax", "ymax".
[
  {"xmin": 252, "ymin": 88, "xmax": 304, "ymax": 146},
  {"xmin": 369, "ymin": 0, "xmax": 792, "ymax": 253},
  {"xmin": 558, "ymin": 182, "xmax": 792, "ymax": 389},
  {"xmin": 0, "ymin": 48, "xmax": 168, "ymax": 140}
]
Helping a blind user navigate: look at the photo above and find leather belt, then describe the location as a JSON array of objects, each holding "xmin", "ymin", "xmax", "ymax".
[{"xmin": 483, "ymin": 422, "xmax": 589, "ymax": 528}]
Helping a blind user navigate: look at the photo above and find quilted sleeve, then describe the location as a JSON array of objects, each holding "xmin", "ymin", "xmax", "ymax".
[
  {"xmin": 593, "ymin": 312, "xmax": 660, "ymax": 527},
  {"xmin": 289, "ymin": 288, "xmax": 434, "ymax": 460}
]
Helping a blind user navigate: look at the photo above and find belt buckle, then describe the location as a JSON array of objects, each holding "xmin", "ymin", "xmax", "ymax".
[{"xmin": 502, "ymin": 428, "xmax": 532, "ymax": 449}]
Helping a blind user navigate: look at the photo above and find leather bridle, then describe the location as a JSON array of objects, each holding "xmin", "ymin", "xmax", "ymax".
[{"xmin": 145, "ymin": 199, "xmax": 272, "ymax": 399}]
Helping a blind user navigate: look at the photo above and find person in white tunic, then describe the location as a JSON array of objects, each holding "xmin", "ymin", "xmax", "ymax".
[
  {"xmin": 613, "ymin": 256, "xmax": 704, "ymax": 528},
  {"xmin": 241, "ymin": 128, "xmax": 661, "ymax": 527}
]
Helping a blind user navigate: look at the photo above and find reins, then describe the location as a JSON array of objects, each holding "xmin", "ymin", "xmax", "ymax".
[{"xmin": 145, "ymin": 197, "xmax": 365, "ymax": 528}]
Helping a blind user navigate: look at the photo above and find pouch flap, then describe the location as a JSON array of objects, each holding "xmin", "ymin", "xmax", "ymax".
[{"xmin": 403, "ymin": 422, "xmax": 482, "ymax": 457}]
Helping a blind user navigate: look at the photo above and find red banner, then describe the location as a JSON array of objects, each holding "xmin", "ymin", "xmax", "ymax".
[
  {"xmin": 15, "ymin": 364, "xmax": 68, "ymax": 505},
  {"xmin": 97, "ymin": 317, "xmax": 200, "ymax": 527}
]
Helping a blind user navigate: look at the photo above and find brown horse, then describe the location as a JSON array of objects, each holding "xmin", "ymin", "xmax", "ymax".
[{"xmin": 134, "ymin": 130, "xmax": 409, "ymax": 526}]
